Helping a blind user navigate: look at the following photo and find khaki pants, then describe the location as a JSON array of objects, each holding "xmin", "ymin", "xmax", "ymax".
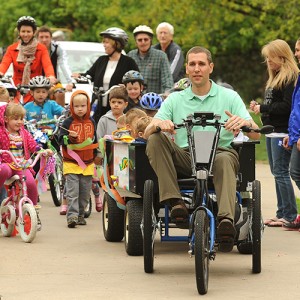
[{"xmin": 146, "ymin": 133, "xmax": 239, "ymax": 221}]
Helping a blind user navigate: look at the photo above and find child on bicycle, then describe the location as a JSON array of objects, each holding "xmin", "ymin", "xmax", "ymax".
[
  {"xmin": 24, "ymin": 76, "xmax": 65, "ymax": 130},
  {"xmin": 0, "ymin": 103, "xmax": 47, "ymax": 207},
  {"xmin": 122, "ymin": 70, "xmax": 145, "ymax": 113},
  {"xmin": 59, "ymin": 90, "xmax": 99, "ymax": 228}
]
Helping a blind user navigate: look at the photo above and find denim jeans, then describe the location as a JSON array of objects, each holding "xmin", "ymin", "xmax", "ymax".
[
  {"xmin": 290, "ymin": 143, "xmax": 300, "ymax": 190},
  {"xmin": 266, "ymin": 137, "xmax": 297, "ymax": 221}
]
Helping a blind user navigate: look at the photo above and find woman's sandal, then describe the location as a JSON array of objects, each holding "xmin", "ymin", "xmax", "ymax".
[
  {"xmin": 268, "ymin": 218, "xmax": 289, "ymax": 227},
  {"xmin": 264, "ymin": 217, "xmax": 279, "ymax": 225}
]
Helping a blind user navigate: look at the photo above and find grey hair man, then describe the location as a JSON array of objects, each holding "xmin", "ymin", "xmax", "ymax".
[{"xmin": 153, "ymin": 22, "xmax": 185, "ymax": 82}]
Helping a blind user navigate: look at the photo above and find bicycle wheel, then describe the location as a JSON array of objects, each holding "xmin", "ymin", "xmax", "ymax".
[
  {"xmin": 194, "ymin": 209, "xmax": 210, "ymax": 295},
  {"xmin": 124, "ymin": 199, "xmax": 143, "ymax": 256},
  {"xmin": 0, "ymin": 204, "xmax": 16, "ymax": 237},
  {"xmin": 251, "ymin": 180, "xmax": 261, "ymax": 273},
  {"xmin": 84, "ymin": 196, "xmax": 92, "ymax": 218},
  {"xmin": 48, "ymin": 153, "xmax": 64, "ymax": 207},
  {"xmin": 102, "ymin": 192, "xmax": 124, "ymax": 242},
  {"xmin": 143, "ymin": 180, "xmax": 156, "ymax": 273},
  {"xmin": 18, "ymin": 203, "xmax": 38, "ymax": 243}
]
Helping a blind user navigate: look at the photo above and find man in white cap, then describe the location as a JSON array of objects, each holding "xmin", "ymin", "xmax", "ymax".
[{"xmin": 127, "ymin": 25, "xmax": 173, "ymax": 94}]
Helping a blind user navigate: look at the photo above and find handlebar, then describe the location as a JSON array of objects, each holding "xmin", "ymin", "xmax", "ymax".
[
  {"xmin": 174, "ymin": 112, "xmax": 274, "ymax": 135},
  {"xmin": 24, "ymin": 114, "xmax": 66, "ymax": 135},
  {"xmin": 0, "ymin": 150, "xmax": 49, "ymax": 169}
]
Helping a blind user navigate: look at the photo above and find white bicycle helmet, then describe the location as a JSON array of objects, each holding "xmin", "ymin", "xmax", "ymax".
[
  {"xmin": 29, "ymin": 76, "xmax": 51, "ymax": 89},
  {"xmin": 0, "ymin": 82, "xmax": 17, "ymax": 96},
  {"xmin": 133, "ymin": 25, "xmax": 154, "ymax": 37},
  {"xmin": 17, "ymin": 16, "xmax": 37, "ymax": 31}
]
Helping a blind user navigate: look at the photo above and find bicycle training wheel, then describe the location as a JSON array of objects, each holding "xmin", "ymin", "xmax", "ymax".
[
  {"xmin": 18, "ymin": 203, "xmax": 38, "ymax": 243},
  {"xmin": 143, "ymin": 180, "xmax": 156, "ymax": 273},
  {"xmin": 194, "ymin": 209, "xmax": 210, "ymax": 295},
  {"xmin": 0, "ymin": 204, "xmax": 16, "ymax": 237}
]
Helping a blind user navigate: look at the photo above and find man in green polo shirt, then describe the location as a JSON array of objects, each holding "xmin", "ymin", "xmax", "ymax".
[{"xmin": 144, "ymin": 46, "xmax": 260, "ymax": 252}]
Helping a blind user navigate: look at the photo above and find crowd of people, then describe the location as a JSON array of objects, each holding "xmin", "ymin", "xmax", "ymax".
[{"xmin": 0, "ymin": 15, "xmax": 300, "ymax": 237}]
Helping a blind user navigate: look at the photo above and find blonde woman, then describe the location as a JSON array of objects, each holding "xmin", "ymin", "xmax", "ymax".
[{"xmin": 250, "ymin": 39, "xmax": 299, "ymax": 227}]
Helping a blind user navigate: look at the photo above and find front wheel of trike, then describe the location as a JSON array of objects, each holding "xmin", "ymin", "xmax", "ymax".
[{"xmin": 194, "ymin": 209, "xmax": 210, "ymax": 295}]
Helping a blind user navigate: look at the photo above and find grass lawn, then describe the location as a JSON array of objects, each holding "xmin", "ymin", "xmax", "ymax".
[
  {"xmin": 297, "ymin": 198, "xmax": 300, "ymax": 214},
  {"xmin": 250, "ymin": 112, "xmax": 268, "ymax": 162}
]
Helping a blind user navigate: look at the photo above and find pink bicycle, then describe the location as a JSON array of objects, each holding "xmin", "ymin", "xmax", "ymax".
[{"xmin": 0, "ymin": 150, "xmax": 50, "ymax": 243}]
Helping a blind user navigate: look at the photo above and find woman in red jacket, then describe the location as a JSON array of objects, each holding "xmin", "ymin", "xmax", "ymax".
[{"xmin": 0, "ymin": 16, "xmax": 56, "ymax": 103}]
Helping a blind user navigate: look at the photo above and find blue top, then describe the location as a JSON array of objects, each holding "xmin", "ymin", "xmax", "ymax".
[
  {"xmin": 288, "ymin": 75, "xmax": 300, "ymax": 146},
  {"xmin": 155, "ymin": 80, "xmax": 251, "ymax": 148},
  {"xmin": 24, "ymin": 99, "xmax": 65, "ymax": 129}
]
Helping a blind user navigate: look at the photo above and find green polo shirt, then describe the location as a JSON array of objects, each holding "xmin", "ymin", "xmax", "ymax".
[{"xmin": 155, "ymin": 80, "xmax": 251, "ymax": 148}]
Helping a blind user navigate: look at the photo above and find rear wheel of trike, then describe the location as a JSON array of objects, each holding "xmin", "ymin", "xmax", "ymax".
[
  {"xmin": 194, "ymin": 209, "xmax": 210, "ymax": 295},
  {"xmin": 124, "ymin": 199, "xmax": 143, "ymax": 256},
  {"xmin": 251, "ymin": 180, "xmax": 261, "ymax": 273},
  {"xmin": 102, "ymin": 192, "xmax": 124, "ymax": 242},
  {"xmin": 143, "ymin": 180, "xmax": 156, "ymax": 273}
]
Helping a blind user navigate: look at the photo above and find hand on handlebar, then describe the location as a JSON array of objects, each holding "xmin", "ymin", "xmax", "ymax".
[
  {"xmin": 224, "ymin": 111, "xmax": 249, "ymax": 134},
  {"xmin": 155, "ymin": 120, "xmax": 176, "ymax": 134}
]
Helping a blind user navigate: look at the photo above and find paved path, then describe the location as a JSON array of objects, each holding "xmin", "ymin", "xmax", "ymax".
[{"xmin": 0, "ymin": 164, "xmax": 299, "ymax": 300}]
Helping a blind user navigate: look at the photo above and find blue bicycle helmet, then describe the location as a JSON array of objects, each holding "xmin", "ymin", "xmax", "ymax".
[{"xmin": 140, "ymin": 92, "xmax": 163, "ymax": 110}]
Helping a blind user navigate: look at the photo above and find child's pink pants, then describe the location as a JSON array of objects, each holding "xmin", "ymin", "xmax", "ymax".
[{"xmin": 0, "ymin": 164, "xmax": 38, "ymax": 205}]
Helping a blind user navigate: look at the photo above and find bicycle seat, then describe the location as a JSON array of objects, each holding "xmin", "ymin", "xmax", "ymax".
[{"xmin": 4, "ymin": 175, "xmax": 20, "ymax": 185}]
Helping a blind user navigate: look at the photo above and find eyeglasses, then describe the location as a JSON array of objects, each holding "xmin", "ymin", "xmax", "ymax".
[{"xmin": 137, "ymin": 38, "xmax": 150, "ymax": 43}]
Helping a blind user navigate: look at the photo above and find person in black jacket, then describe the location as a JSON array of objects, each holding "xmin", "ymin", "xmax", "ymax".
[
  {"xmin": 73, "ymin": 27, "xmax": 139, "ymax": 124},
  {"xmin": 250, "ymin": 39, "xmax": 299, "ymax": 227}
]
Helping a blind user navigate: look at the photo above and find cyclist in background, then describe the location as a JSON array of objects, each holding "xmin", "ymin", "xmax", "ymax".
[
  {"xmin": 36, "ymin": 26, "xmax": 73, "ymax": 92},
  {"xmin": 0, "ymin": 16, "xmax": 56, "ymax": 104}
]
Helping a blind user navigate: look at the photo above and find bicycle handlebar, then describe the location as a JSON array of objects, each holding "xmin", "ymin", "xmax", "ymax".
[
  {"xmin": 174, "ymin": 112, "xmax": 274, "ymax": 134},
  {"xmin": 0, "ymin": 150, "xmax": 49, "ymax": 169}
]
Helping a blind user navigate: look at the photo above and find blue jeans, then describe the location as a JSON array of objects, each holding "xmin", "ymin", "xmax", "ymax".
[
  {"xmin": 266, "ymin": 137, "xmax": 297, "ymax": 221},
  {"xmin": 290, "ymin": 143, "xmax": 300, "ymax": 190}
]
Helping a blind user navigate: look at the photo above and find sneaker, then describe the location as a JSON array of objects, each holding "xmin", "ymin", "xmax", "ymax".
[
  {"xmin": 95, "ymin": 196, "xmax": 103, "ymax": 212},
  {"xmin": 60, "ymin": 204, "xmax": 68, "ymax": 215},
  {"xmin": 217, "ymin": 218, "xmax": 236, "ymax": 252},
  {"xmin": 67, "ymin": 216, "xmax": 78, "ymax": 228},
  {"xmin": 282, "ymin": 215, "xmax": 300, "ymax": 231},
  {"xmin": 37, "ymin": 214, "xmax": 42, "ymax": 231},
  {"xmin": 77, "ymin": 216, "xmax": 87, "ymax": 225},
  {"xmin": 35, "ymin": 206, "xmax": 42, "ymax": 231}
]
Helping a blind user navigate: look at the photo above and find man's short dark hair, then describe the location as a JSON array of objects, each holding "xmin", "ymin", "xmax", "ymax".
[{"xmin": 186, "ymin": 46, "xmax": 213, "ymax": 64}]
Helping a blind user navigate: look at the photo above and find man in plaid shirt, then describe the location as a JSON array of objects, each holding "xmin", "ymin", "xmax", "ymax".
[{"xmin": 128, "ymin": 25, "xmax": 173, "ymax": 94}]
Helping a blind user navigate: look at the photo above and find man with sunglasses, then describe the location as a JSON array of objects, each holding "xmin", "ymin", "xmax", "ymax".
[{"xmin": 128, "ymin": 25, "xmax": 173, "ymax": 94}]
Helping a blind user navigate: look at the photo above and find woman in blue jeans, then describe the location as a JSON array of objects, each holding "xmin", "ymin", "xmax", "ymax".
[{"xmin": 250, "ymin": 39, "xmax": 299, "ymax": 226}]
